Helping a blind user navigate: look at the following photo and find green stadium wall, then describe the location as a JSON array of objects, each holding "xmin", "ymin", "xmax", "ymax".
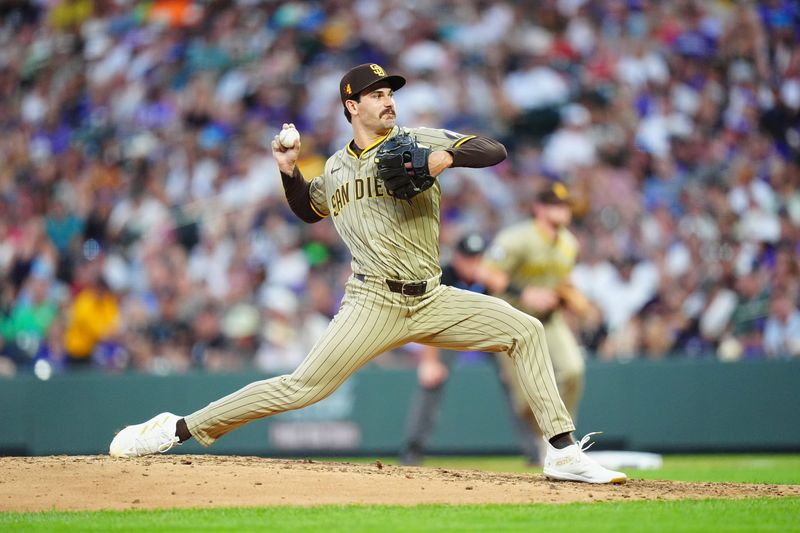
[{"xmin": 1, "ymin": 359, "xmax": 798, "ymax": 456}]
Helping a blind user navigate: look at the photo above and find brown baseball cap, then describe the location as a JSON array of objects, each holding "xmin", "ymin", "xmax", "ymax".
[
  {"xmin": 537, "ymin": 182, "xmax": 571, "ymax": 205},
  {"xmin": 340, "ymin": 63, "xmax": 406, "ymax": 104}
]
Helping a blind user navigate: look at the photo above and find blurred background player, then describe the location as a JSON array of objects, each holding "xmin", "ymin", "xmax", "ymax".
[
  {"xmin": 399, "ymin": 233, "xmax": 540, "ymax": 466},
  {"xmin": 480, "ymin": 182, "xmax": 594, "ymax": 463}
]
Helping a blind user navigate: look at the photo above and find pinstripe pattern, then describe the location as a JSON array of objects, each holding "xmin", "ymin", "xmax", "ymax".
[
  {"xmin": 186, "ymin": 278, "xmax": 412, "ymax": 445},
  {"xmin": 542, "ymin": 313, "xmax": 584, "ymax": 415},
  {"xmin": 186, "ymin": 280, "xmax": 574, "ymax": 445},
  {"xmin": 309, "ymin": 126, "xmax": 464, "ymax": 281},
  {"xmin": 410, "ymin": 286, "xmax": 574, "ymax": 438},
  {"xmin": 486, "ymin": 219, "xmax": 585, "ymax": 429},
  {"xmin": 184, "ymin": 126, "xmax": 575, "ymax": 446}
]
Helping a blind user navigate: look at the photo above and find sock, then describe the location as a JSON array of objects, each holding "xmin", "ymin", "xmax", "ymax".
[
  {"xmin": 176, "ymin": 418, "xmax": 192, "ymax": 443},
  {"xmin": 548, "ymin": 432, "xmax": 574, "ymax": 450}
]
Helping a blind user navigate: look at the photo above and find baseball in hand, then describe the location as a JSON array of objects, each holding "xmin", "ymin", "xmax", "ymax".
[{"xmin": 279, "ymin": 127, "xmax": 300, "ymax": 148}]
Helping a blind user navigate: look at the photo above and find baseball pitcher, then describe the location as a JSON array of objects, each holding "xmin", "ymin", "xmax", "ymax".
[{"xmin": 109, "ymin": 64, "xmax": 626, "ymax": 484}]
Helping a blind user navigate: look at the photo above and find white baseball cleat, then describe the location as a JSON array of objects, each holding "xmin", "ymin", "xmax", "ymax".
[
  {"xmin": 543, "ymin": 432, "xmax": 628, "ymax": 484},
  {"xmin": 109, "ymin": 412, "xmax": 182, "ymax": 458}
]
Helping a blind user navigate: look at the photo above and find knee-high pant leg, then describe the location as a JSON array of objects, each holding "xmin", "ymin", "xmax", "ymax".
[
  {"xmin": 185, "ymin": 280, "xmax": 411, "ymax": 446},
  {"xmin": 497, "ymin": 311, "xmax": 586, "ymax": 431},
  {"xmin": 496, "ymin": 311, "xmax": 586, "ymax": 459},
  {"xmin": 544, "ymin": 312, "xmax": 585, "ymax": 420},
  {"xmin": 410, "ymin": 286, "xmax": 575, "ymax": 439}
]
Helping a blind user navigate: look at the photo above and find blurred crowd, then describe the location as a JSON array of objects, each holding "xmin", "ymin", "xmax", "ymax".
[{"xmin": 0, "ymin": 0, "xmax": 799, "ymax": 377}]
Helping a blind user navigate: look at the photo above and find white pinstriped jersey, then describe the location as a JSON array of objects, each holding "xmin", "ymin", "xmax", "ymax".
[{"xmin": 307, "ymin": 125, "xmax": 474, "ymax": 281}]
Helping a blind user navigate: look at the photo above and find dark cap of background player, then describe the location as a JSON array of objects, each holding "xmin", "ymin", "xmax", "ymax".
[
  {"xmin": 456, "ymin": 233, "xmax": 487, "ymax": 257},
  {"xmin": 537, "ymin": 182, "xmax": 571, "ymax": 205},
  {"xmin": 340, "ymin": 63, "xmax": 406, "ymax": 105}
]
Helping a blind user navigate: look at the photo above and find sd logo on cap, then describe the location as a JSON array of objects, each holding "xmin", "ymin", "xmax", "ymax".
[{"xmin": 339, "ymin": 63, "xmax": 406, "ymax": 105}]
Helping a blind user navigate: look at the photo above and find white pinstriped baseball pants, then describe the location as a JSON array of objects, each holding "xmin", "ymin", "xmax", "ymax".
[{"xmin": 185, "ymin": 276, "xmax": 575, "ymax": 446}]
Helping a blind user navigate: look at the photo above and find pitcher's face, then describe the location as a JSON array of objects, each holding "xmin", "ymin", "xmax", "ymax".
[{"xmin": 353, "ymin": 84, "xmax": 396, "ymax": 132}]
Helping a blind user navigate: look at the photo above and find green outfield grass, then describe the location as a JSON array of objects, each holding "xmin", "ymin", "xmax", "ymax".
[
  {"xmin": 3, "ymin": 498, "xmax": 800, "ymax": 533},
  {"xmin": 3, "ymin": 455, "xmax": 799, "ymax": 532}
]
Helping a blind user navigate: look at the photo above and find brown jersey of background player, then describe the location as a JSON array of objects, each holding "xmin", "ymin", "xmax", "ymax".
[{"xmin": 108, "ymin": 63, "xmax": 626, "ymax": 485}]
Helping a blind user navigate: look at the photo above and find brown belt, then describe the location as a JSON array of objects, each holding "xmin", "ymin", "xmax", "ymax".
[{"xmin": 354, "ymin": 274, "xmax": 432, "ymax": 296}]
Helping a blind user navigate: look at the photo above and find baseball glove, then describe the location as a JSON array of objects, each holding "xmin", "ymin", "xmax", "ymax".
[
  {"xmin": 554, "ymin": 282, "xmax": 593, "ymax": 318},
  {"xmin": 375, "ymin": 133, "xmax": 434, "ymax": 200}
]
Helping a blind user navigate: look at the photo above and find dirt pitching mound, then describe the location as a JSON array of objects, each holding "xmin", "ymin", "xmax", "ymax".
[{"xmin": 2, "ymin": 455, "xmax": 798, "ymax": 511}]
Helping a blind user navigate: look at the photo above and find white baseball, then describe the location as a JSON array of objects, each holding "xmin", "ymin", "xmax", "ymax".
[{"xmin": 279, "ymin": 127, "xmax": 300, "ymax": 148}]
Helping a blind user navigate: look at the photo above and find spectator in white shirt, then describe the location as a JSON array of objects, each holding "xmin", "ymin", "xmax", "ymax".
[{"xmin": 764, "ymin": 292, "xmax": 800, "ymax": 358}]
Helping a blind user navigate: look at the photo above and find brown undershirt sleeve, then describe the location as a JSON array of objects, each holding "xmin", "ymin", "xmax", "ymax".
[
  {"xmin": 280, "ymin": 167, "xmax": 324, "ymax": 223},
  {"xmin": 446, "ymin": 136, "xmax": 507, "ymax": 168}
]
